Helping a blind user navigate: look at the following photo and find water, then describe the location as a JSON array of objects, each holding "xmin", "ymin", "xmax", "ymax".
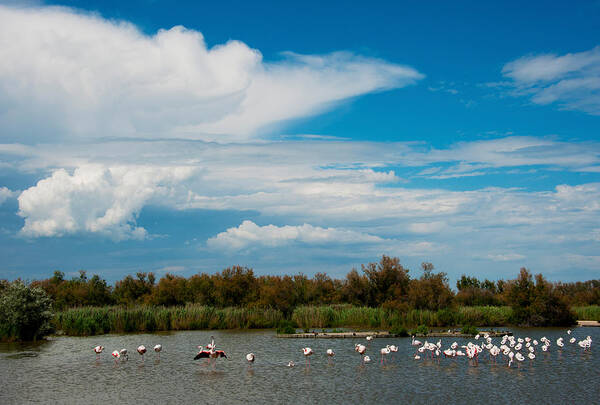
[{"xmin": 1, "ymin": 328, "xmax": 598, "ymax": 404}]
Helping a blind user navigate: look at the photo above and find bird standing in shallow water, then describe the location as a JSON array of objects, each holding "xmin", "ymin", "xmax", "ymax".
[
  {"xmin": 137, "ymin": 345, "xmax": 147, "ymax": 362},
  {"xmin": 302, "ymin": 347, "xmax": 314, "ymax": 367},
  {"xmin": 246, "ymin": 353, "xmax": 255, "ymax": 364},
  {"xmin": 326, "ymin": 349, "xmax": 335, "ymax": 364},
  {"xmin": 93, "ymin": 345, "xmax": 104, "ymax": 360},
  {"xmin": 154, "ymin": 344, "xmax": 162, "ymax": 360}
]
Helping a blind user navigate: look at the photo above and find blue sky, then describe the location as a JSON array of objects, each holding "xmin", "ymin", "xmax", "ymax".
[{"xmin": 0, "ymin": 0, "xmax": 599, "ymax": 284}]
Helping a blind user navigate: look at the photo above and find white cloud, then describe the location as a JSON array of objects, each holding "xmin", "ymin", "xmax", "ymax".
[
  {"xmin": 17, "ymin": 165, "xmax": 194, "ymax": 240},
  {"xmin": 206, "ymin": 220, "xmax": 384, "ymax": 251},
  {"xmin": 501, "ymin": 46, "xmax": 600, "ymax": 115},
  {"xmin": 0, "ymin": 5, "xmax": 422, "ymax": 143},
  {"xmin": 486, "ymin": 253, "xmax": 526, "ymax": 262},
  {"xmin": 0, "ymin": 186, "xmax": 17, "ymax": 205}
]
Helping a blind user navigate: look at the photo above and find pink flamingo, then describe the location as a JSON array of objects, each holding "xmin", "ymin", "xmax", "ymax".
[
  {"xmin": 93, "ymin": 345, "xmax": 104, "ymax": 360},
  {"xmin": 302, "ymin": 347, "xmax": 314, "ymax": 366},
  {"xmin": 137, "ymin": 345, "xmax": 147, "ymax": 362}
]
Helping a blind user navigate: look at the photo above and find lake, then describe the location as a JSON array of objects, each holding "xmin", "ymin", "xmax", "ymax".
[{"xmin": 0, "ymin": 327, "xmax": 598, "ymax": 404}]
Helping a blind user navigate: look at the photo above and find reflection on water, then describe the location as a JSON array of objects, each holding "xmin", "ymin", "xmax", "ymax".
[{"xmin": 0, "ymin": 328, "xmax": 598, "ymax": 404}]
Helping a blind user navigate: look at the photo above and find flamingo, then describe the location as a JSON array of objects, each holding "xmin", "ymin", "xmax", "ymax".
[
  {"xmin": 366, "ymin": 335, "xmax": 374, "ymax": 342},
  {"xmin": 93, "ymin": 345, "xmax": 104, "ymax": 360},
  {"xmin": 246, "ymin": 353, "xmax": 255, "ymax": 364},
  {"xmin": 355, "ymin": 343, "xmax": 366, "ymax": 364},
  {"xmin": 287, "ymin": 360, "xmax": 295, "ymax": 367},
  {"xmin": 302, "ymin": 347, "xmax": 314, "ymax": 366},
  {"xmin": 363, "ymin": 355, "xmax": 371, "ymax": 363},
  {"xmin": 111, "ymin": 350, "xmax": 120, "ymax": 363},
  {"xmin": 137, "ymin": 345, "xmax": 147, "ymax": 362},
  {"xmin": 326, "ymin": 349, "xmax": 335, "ymax": 364},
  {"xmin": 380, "ymin": 346, "xmax": 390, "ymax": 364},
  {"xmin": 569, "ymin": 337, "xmax": 576, "ymax": 344},
  {"xmin": 528, "ymin": 352, "xmax": 535, "ymax": 361},
  {"xmin": 388, "ymin": 344, "xmax": 398, "ymax": 361},
  {"xmin": 567, "ymin": 329, "xmax": 572, "ymax": 335},
  {"xmin": 515, "ymin": 352, "xmax": 525, "ymax": 367},
  {"xmin": 194, "ymin": 349, "xmax": 227, "ymax": 361},
  {"xmin": 154, "ymin": 344, "xmax": 162, "ymax": 360},
  {"xmin": 557, "ymin": 337, "xmax": 564, "ymax": 348},
  {"xmin": 411, "ymin": 336, "xmax": 422, "ymax": 355},
  {"xmin": 119, "ymin": 349, "xmax": 128, "ymax": 361}
]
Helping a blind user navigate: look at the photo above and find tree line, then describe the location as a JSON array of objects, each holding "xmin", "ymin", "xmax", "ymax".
[{"xmin": 2, "ymin": 255, "xmax": 597, "ymax": 325}]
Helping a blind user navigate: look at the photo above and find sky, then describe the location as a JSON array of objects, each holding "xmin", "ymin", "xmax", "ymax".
[{"xmin": 0, "ymin": 0, "xmax": 599, "ymax": 284}]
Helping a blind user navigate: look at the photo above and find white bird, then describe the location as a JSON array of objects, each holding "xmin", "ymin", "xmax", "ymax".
[
  {"xmin": 414, "ymin": 354, "xmax": 421, "ymax": 360},
  {"xmin": 137, "ymin": 345, "xmax": 147, "ymax": 362},
  {"xmin": 567, "ymin": 330, "xmax": 572, "ymax": 335},
  {"xmin": 515, "ymin": 352, "xmax": 525, "ymax": 367},
  {"xmin": 366, "ymin": 335, "xmax": 374, "ymax": 342},
  {"xmin": 528, "ymin": 352, "xmax": 536, "ymax": 360},
  {"xmin": 111, "ymin": 350, "xmax": 120, "ymax": 363},
  {"xmin": 569, "ymin": 337, "xmax": 576, "ymax": 344},
  {"xmin": 326, "ymin": 349, "xmax": 335, "ymax": 364},
  {"xmin": 119, "ymin": 349, "xmax": 128, "ymax": 361},
  {"xmin": 154, "ymin": 344, "xmax": 162, "ymax": 360},
  {"xmin": 557, "ymin": 338, "xmax": 564, "ymax": 348},
  {"xmin": 302, "ymin": 347, "xmax": 314, "ymax": 366},
  {"xmin": 246, "ymin": 353, "xmax": 255, "ymax": 363},
  {"xmin": 380, "ymin": 346, "xmax": 391, "ymax": 364},
  {"xmin": 93, "ymin": 345, "xmax": 104, "ymax": 360},
  {"xmin": 287, "ymin": 360, "xmax": 295, "ymax": 367},
  {"xmin": 363, "ymin": 355, "xmax": 371, "ymax": 363}
]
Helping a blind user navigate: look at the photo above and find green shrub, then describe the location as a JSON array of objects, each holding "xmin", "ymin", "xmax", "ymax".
[
  {"xmin": 276, "ymin": 319, "xmax": 296, "ymax": 334},
  {"xmin": 390, "ymin": 325, "xmax": 408, "ymax": 336},
  {"xmin": 0, "ymin": 281, "xmax": 54, "ymax": 341},
  {"xmin": 410, "ymin": 324, "xmax": 429, "ymax": 336},
  {"xmin": 461, "ymin": 324, "xmax": 479, "ymax": 335}
]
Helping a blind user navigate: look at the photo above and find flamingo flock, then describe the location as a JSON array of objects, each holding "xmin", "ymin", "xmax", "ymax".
[{"xmin": 92, "ymin": 328, "xmax": 593, "ymax": 371}]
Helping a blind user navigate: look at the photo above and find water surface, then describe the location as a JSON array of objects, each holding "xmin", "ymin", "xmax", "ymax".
[{"xmin": 0, "ymin": 327, "xmax": 598, "ymax": 404}]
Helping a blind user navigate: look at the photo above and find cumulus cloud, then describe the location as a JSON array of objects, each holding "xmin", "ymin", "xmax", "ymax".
[
  {"xmin": 0, "ymin": 5, "xmax": 422, "ymax": 143},
  {"xmin": 501, "ymin": 46, "xmax": 600, "ymax": 114},
  {"xmin": 206, "ymin": 220, "xmax": 385, "ymax": 251},
  {"xmin": 17, "ymin": 165, "xmax": 194, "ymax": 240}
]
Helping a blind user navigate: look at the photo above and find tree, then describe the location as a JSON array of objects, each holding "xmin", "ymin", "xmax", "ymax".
[{"xmin": 0, "ymin": 281, "xmax": 53, "ymax": 341}]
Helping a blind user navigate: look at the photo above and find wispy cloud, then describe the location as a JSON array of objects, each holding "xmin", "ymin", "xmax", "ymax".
[{"xmin": 501, "ymin": 46, "xmax": 600, "ymax": 115}]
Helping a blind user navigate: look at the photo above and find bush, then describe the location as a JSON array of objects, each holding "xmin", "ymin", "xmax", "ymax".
[
  {"xmin": 276, "ymin": 319, "xmax": 296, "ymax": 334},
  {"xmin": 390, "ymin": 324, "xmax": 409, "ymax": 336},
  {"xmin": 461, "ymin": 324, "xmax": 479, "ymax": 336},
  {"xmin": 0, "ymin": 281, "xmax": 54, "ymax": 341},
  {"xmin": 410, "ymin": 324, "xmax": 429, "ymax": 336}
]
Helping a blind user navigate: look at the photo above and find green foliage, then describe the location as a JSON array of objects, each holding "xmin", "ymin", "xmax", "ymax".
[
  {"xmin": 389, "ymin": 324, "xmax": 408, "ymax": 336},
  {"xmin": 572, "ymin": 305, "xmax": 600, "ymax": 321},
  {"xmin": 505, "ymin": 269, "xmax": 575, "ymax": 326},
  {"xmin": 461, "ymin": 324, "xmax": 479, "ymax": 336},
  {"xmin": 410, "ymin": 324, "xmax": 429, "ymax": 336},
  {"xmin": 0, "ymin": 281, "xmax": 54, "ymax": 341},
  {"xmin": 53, "ymin": 305, "xmax": 284, "ymax": 336},
  {"xmin": 276, "ymin": 320, "xmax": 296, "ymax": 334}
]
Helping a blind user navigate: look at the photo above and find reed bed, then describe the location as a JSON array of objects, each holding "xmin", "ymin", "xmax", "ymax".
[
  {"xmin": 291, "ymin": 305, "xmax": 513, "ymax": 330},
  {"xmin": 54, "ymin": 305, "xmax": 284, "ymax": 336},
  {"xmin": 572, "ymin": 305, "xmax": 600, "ymax": 321}
]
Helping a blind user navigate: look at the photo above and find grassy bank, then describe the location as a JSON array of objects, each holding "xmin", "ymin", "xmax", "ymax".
[
  {"xmin": 572, "ymin": 305, "xmax": 600, "ymax": 321},
  {"xmin": 53, "ymin": 305, "xmax": 284, "ymax": 336}
]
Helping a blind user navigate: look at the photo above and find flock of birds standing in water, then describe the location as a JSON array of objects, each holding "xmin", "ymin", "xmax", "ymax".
[{"xmin": 92, "ymin": 329, "xmax": 592, "ymax": 370}]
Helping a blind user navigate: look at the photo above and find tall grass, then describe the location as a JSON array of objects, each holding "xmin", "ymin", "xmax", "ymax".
[
  {"xmin": 572, "ymin": 305, "xmax": 600, "ymax": 321},
  {"xmin": 291, "ymin": 305, "xmax": 513, "ymax": 330},
  {"xmin": 54, "ymin": 305, "xmax": 284, "ymax": 336},
  {"xmin": 55, "ymin": 304, "xmax": 591, "ymax": 336}
]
